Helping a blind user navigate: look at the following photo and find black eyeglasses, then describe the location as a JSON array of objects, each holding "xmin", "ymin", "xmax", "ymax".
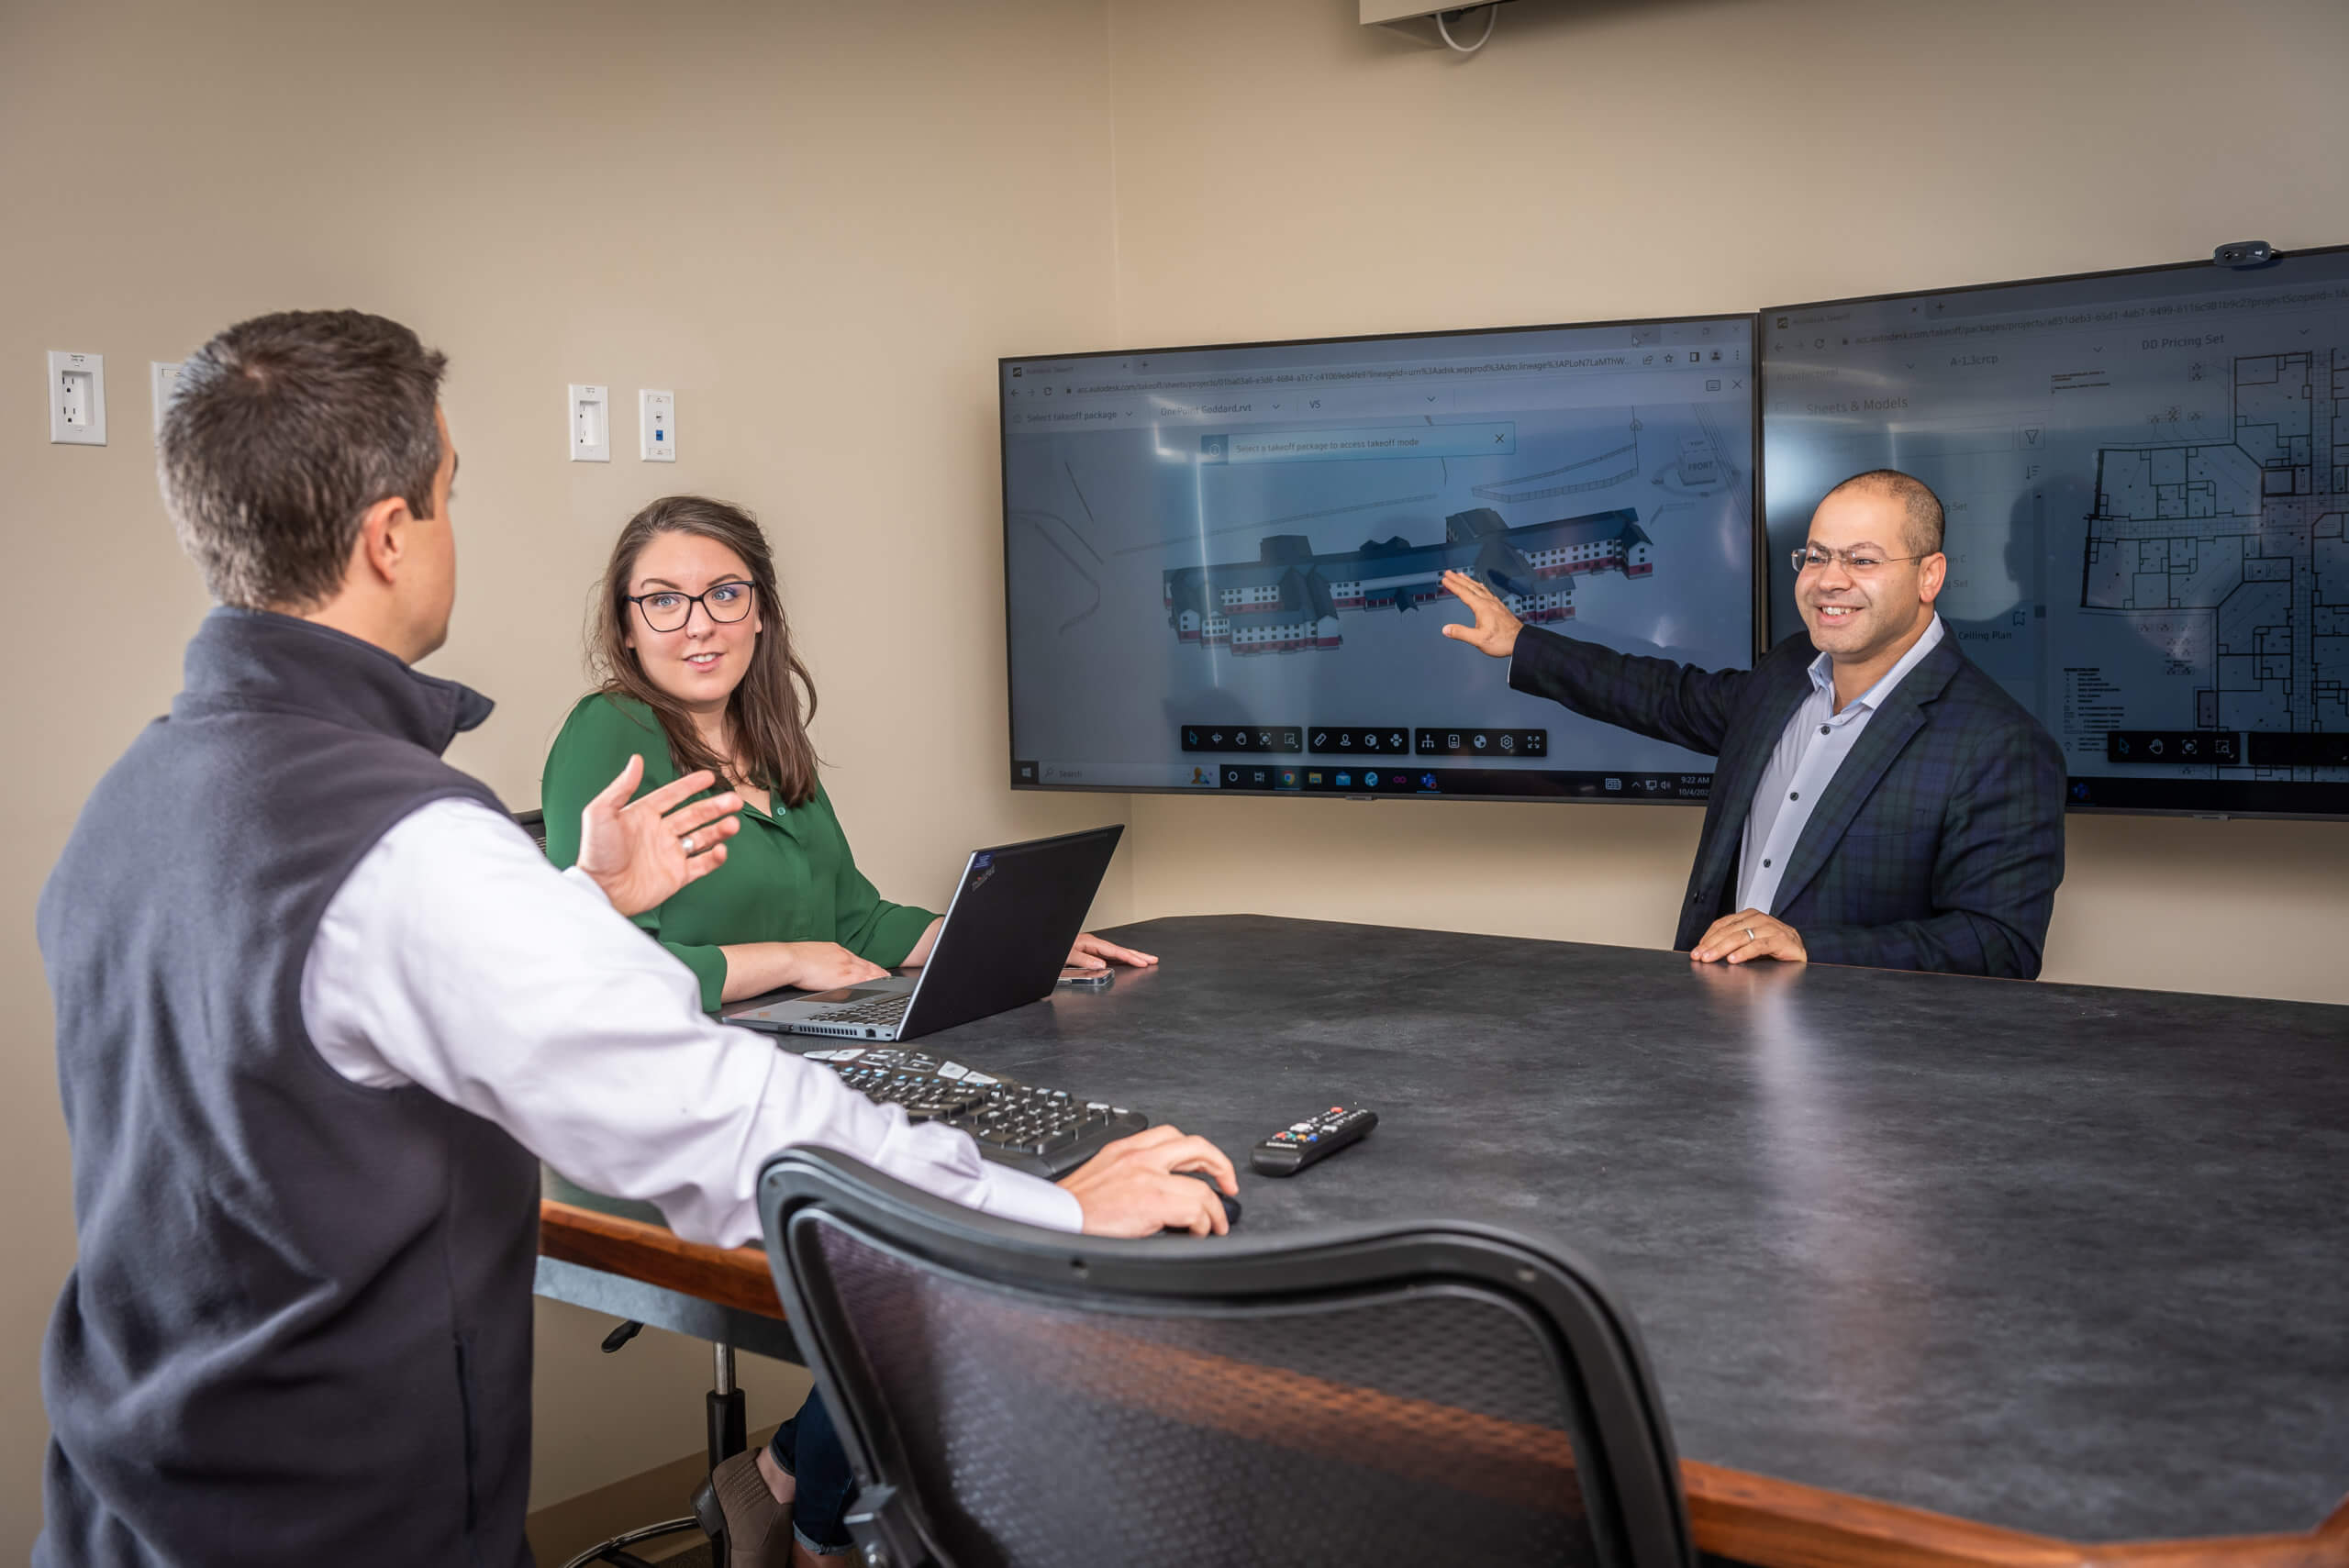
[{"xmin": 625, "ymin": 581, "xmax": 756, "ymax": 633}]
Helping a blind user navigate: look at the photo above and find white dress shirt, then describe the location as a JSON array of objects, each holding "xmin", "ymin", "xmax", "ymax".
[
  {"xmin": 299, "ymin": 796, "xmax": 1082, "ymax": 1247},
  {"xmin": 1735, "ymin": 617, "xmax": 1945, "ymax": 915}
]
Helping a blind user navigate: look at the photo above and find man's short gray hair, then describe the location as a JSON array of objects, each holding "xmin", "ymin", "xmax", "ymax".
[
  {"xmin": 160, "ymin": 310, "xmax": 447, "ymax": 610},
  {"xmin": 1822, "ymin": 468, "xmax": 1945, "ymax": 559}
]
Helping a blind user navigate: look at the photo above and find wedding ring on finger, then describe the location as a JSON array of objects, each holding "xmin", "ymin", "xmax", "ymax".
[
  {"xmin": 682, "ymin": 833, "xmax": 696, "ymax": 854},
  {"xmin": 1745, "ymin": 927, "xmax": 1756, "ymax": 942}
]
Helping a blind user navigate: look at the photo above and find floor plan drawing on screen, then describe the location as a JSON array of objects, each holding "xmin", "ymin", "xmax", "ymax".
[
  {"xmin": 1765, "ymin": 246, "xmax": 2349, "ymax": 813},
  {"xmin": 1002, "ymin": 317, "xmax": 1757, "ymax": 798},
  {"xmin": 2083, "ymin": 350, "xmax": 2347, "ymax": 749}
]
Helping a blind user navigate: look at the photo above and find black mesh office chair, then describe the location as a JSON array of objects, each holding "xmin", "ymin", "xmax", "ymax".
[{"xmin": 756, "ymin": 1147, "xmax": 1696, "ymax": 1568}]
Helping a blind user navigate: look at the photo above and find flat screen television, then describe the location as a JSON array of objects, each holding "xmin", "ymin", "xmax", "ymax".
[
  {"xmin": 1000, "ymin": 315, "xmax": 1759, "ymax": 803},
  {"xmin": 1763, "ymin": 244, "xmax": 2349, "ymax": 817}
]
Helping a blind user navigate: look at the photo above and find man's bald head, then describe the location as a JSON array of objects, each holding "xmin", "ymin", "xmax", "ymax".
[{"xmin": 1821, "ymin": 469, "xmax": 1944, "ymax": 559}]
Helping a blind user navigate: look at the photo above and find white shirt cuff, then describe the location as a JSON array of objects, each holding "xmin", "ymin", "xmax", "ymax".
[
  {"xmin": 976, "ymin": 1164, "xmax": 1085, "ymax": 1231},
  {"xmin": 561, "ymin": 863, "xmax": 612, "ymax": 907}
]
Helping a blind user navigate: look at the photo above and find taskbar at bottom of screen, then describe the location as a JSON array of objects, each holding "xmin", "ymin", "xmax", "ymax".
[
  {"xmin": 1297, "ymin": 767, "xmax": 1709, "ymax": 800},
  {"xmin": 1012, "ymin": 760, "xmax": 1711, "ymax": 801}
]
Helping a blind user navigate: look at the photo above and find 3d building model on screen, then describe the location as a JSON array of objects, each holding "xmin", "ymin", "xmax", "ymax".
[{"xmin": 1163, "ymin": 506, "xmax": 1653, "ymax": 655}]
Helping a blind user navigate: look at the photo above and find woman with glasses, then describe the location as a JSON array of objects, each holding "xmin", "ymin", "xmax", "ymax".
[
  {"xmin": 542, "ymin": 495, "xmax": 1153, "ymax": 1010},
  {"xmin": 540, "ymin": 494, "xmax": 1154, "ymax": 1566}
]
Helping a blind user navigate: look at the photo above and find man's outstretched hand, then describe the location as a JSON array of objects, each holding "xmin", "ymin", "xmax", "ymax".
[
  {"xmin": 1439, "ymin": 570, "xmax": 1524, "ymax": 659},
  {"xmin": 1061, "ymin": 1126, "xmax": 1240, "ymax": 1237},
  {"xmin": 576, "ymin": 755, "xmax": 742, "ymax": 916}
]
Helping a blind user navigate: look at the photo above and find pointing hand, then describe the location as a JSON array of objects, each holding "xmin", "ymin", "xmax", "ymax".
[{"xmin": 1439, "ymin": 571, "xmax": 1523, "ymax": 659}]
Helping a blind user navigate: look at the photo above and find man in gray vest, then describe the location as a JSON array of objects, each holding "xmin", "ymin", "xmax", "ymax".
[{"xmin": 37, "ymin": 310, "xmax": 1235, "ymax": 1566}]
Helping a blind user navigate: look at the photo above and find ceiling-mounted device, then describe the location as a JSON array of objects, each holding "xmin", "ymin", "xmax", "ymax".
[{"xmin": 1361, "ymin": 2, "xmax": 1505, "ymax": 27}]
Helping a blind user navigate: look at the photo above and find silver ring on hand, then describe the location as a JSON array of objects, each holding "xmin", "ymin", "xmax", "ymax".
[
  {"xmin": 1745, "ymin": 927, "xmax": 1756, "ymax": 941},
  {"xmin": 682, "ymin": 834, "xmax": 696, "ymax": 854}
]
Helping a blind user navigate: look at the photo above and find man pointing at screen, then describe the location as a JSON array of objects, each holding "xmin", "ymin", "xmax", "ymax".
[{"xmin": 1442, "ymin": 469, "xmax": 2065, "ymax": 977}]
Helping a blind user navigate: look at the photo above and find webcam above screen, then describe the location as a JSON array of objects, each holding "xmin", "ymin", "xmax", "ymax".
[
  {"xmin": 1763, "ymin": 243, "xmax": 2349, "ymax": 819},
  {"xmin": 1000, "ymin": 316, "xmax": 1760, "ymax": 804}
]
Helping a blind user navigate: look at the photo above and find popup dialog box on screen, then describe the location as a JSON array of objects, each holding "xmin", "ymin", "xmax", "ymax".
[{"xmin": 1201, "ymin": 424, "xmax": 1517, "ymax": 464}]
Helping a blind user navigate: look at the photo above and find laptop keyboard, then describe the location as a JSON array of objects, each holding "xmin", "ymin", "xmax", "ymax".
[
  {"xmin": 807, "ymin": 996, "xmax": 912, "ymax": 1026},
  {"xmin": 800, "ymin": 1046, "xmax": 1150, "ymax": 1179}
]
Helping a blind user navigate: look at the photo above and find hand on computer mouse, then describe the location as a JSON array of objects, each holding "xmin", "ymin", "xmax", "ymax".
[
  {"xmin": 1062, "ymin": 1126, "xmax": 1239, "ymax": 1237},
  {"xmin": 1168, "ymin": 1171, "xmax": 1241, "ymax": 1231}
]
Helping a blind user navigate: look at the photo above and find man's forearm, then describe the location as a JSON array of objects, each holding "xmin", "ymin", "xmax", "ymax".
[
  {"xmin": 1508, "ymin": 624, "xmax": 1746, "ymax": 756},
  {"xmin": 1801, "ymin": 910, "xmax": 2043, "ymax": 980}
]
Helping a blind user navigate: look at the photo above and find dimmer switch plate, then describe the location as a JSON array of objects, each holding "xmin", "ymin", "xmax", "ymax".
[
  {"xmin": 49, "ymin": 351, "xmax": 107, "ymax": 445},
  {"xmin": 570, "ymin": 384, "xmax": 610, "ymax": 462}
]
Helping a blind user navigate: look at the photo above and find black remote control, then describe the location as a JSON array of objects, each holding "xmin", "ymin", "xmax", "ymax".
[{"xmin": 1251, "ymin": 1106, "xmax": 1376, "ymax": 1176}]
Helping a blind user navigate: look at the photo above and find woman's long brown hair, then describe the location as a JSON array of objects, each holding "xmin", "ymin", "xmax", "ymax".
[{"xmin": 590, "ymin": 495, "xmax": 821, "ymax": 807}]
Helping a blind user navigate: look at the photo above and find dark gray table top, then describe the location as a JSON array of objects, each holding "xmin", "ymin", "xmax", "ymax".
[{"xmin": 917, "ymin": 915, "xmax": 2349, "ymax": 1545}]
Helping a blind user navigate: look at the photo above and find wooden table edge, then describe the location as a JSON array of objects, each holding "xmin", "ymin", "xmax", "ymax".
[
  {"xmin": 536, "ymin": 1199, "xmax": 2348, "ymax": 1568},
  {"xmin": 540, "ymin": 1195, "xmax": 780, "ymax": 1317}
]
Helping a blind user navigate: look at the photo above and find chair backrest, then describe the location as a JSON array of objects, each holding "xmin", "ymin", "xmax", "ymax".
[
  {"xmin": 758, "ymin": 1148, "xmax": 1693, "ymax": 1568},
  {"xmin": 514, "ymin": 807, "xmax": 548, "ymax": 852}
]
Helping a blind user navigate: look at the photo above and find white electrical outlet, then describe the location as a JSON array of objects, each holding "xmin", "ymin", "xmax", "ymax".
[
  {"xmin": 151, "ymin": 361, "xmax": 186, "ymax": 437},
  {"xmin": 49, "ymin": 351, "xmax": 107, "ymax": 446},
  {"xmin": 570, "ymin": 384, "xmax": 610, "ymax": 462},
  {"xmin": 639, "ymin": 389, "xmax": 675, "ymax": 462}
]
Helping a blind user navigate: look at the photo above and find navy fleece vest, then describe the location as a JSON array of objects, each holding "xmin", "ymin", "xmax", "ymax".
[{"xmin": 37, "ymin": 608, "xmax": 540, "ymax": 1567}]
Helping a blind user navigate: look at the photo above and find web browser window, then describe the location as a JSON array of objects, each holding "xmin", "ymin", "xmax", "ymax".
[{"xmin": 1002, "ymin": 317, "xmax": 1758, "ymax": 801}]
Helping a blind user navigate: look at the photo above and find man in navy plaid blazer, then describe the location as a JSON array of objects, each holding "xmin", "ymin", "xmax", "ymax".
[{"xmin": 1442, "ymin": 470, "xmax": 2065, "ymax": 978}]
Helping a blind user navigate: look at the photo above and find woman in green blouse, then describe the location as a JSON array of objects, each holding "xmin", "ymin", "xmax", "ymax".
[
  {"xmin": 543, "ymin": 494, "xmax": 1153, "ymax": 1566},
  {"xmin": 542, "ymin": 494, "xmax": 1154, "ymax": 1014},
  {"xmin": 544, "ymin": 694, "xmax": 941, "ymax": 1013}
]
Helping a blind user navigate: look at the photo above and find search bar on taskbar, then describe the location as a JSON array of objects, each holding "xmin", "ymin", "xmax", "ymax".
[{"xmin": 1036, "ymin": 762, "xmax": 1226, "ymax": 787}]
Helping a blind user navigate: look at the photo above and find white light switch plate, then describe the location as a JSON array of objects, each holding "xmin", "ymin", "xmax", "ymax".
[
  {"xmin": 151, "ymin": 361, "xmax": 186, "ymax": 437},
  {"xmin": 570, "ymin": 384, "xmax": 610, "ymax": 462},
  {"xmin": 639, "ymin": 389, "xmax": 675, "ymax": 462},
  {"xmin": 49, "ymin": 350, "xmax": 107, "ymax": 445}
]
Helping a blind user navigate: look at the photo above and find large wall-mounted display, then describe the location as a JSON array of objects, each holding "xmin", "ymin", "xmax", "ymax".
[
  {"xmin": 1764, "ymin": 247, "xmax": 2349, "ymax": 817},
  {"xmin": 1001, "ymin": 317, "xmax": 1758, "ymax": 802}
]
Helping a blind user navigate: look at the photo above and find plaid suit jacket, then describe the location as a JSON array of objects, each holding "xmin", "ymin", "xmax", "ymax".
[{"xmin": 1509, "ymin": 625, "xmax": 2066, "ymax": 977}]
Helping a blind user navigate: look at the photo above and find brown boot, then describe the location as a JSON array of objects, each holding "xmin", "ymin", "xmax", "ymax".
[{"xmin": 695, "ymin": 1449, "xmax": 795, "ymax": 1568}]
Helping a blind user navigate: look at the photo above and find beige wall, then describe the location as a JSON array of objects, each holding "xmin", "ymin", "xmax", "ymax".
[
  {"xmin": 6, "ymin": 0, "xmax": 2346, "ymax": 1552},
  {"xmin": 1107, "ymin": 0, "xmax": 2349, "ymax": 1005},
  {"xmin": 0, "ymin": 0, "xmax": 1126, "ymax": 1544}
]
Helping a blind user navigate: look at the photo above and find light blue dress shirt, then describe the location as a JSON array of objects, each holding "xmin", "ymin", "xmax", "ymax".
[{"xmin": 1734, "ymin": 617, "xmax": 1946, "ymax": 916}]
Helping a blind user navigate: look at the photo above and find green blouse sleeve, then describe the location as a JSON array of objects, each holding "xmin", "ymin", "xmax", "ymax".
[
  {"xmin": 540, "ymin": 695, "xmax": 730, "ymax": 1010},
  {"xmin": 819, "ymin": 784, "xmax": 937, "ymax": 968}
]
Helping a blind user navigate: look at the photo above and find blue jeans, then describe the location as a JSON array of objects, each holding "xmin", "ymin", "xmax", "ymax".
[{"xmin": 768, "ymin": 1388, "xmax": 855, "ymax": 1556}]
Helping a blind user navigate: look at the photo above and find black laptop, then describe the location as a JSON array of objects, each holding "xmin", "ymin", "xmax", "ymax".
[{"xmin": 720, "ymin": 825, "xmax": 1121, "ymax": 1042}]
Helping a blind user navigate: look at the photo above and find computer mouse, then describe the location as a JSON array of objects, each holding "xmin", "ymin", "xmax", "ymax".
[{"xmin": 1164, "ymin": 1172, "xmax": 1241, "ymax": 1232}]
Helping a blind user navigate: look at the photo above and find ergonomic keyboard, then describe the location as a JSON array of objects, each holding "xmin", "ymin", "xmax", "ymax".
[{"xmin": 798, "ymin": 1045, "xmax": 1150, "ymax": 1179}]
